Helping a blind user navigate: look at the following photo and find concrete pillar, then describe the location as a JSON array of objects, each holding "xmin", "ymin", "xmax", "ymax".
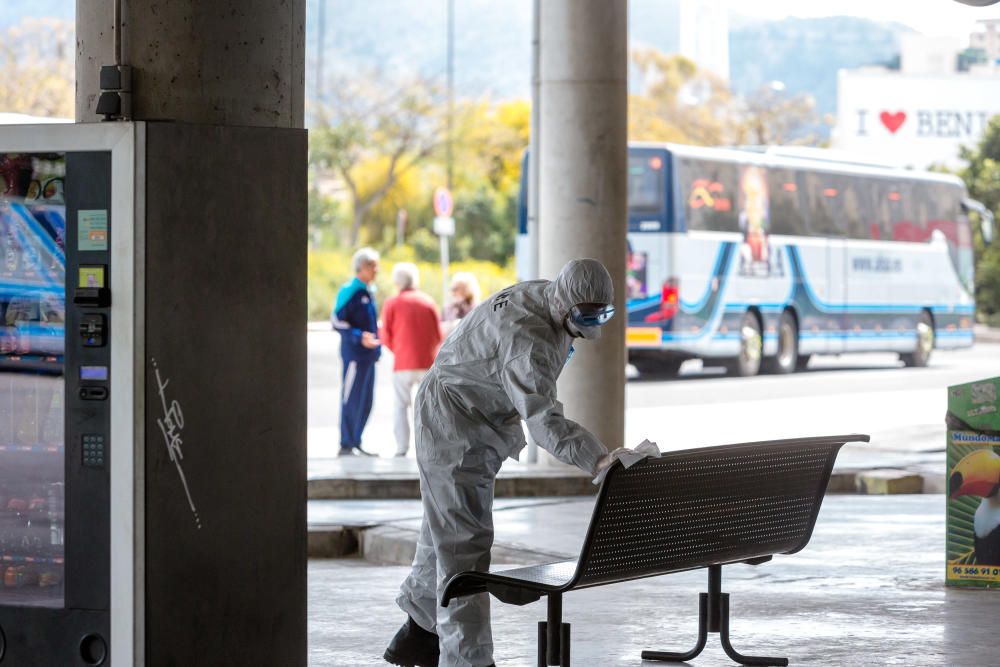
[
  {"xmin": 76, "ymin": 0, "xmax": 305, "ymax": 128},
  {"xmin": 539, "ymin": 0, "xmax": 628, "ymax": 455}
]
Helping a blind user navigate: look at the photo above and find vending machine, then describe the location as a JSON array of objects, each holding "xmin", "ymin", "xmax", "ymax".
[{"xmin": 0, "ymin": 122, "xmax": 306, "ymax": 666}]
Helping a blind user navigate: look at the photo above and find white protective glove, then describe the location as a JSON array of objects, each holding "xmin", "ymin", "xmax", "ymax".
[
  {"xmin": 592, "ymin": 439, "xmax": 661, "ymax": 485},
  {"xmin": 592, "ymin": 447, "xmax": 634, "ymax": 476}
]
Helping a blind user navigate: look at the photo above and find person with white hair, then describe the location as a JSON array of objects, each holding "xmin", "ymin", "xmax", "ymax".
[
  {"xmin": 441, "ymin": 271, "xmax": 482, "ymax": 335},
  {"xmin": 380, "ymin": 262, "xmax": 443, "ymax": 457},
  {"xmin": 331, "ymin": 247, "xmax": 382, "ymax": 457}
]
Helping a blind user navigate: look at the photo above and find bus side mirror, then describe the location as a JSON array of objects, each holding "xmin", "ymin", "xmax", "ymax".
[{"xmin": 964, "ymin": 199, "xmax": 994, "ymax": 244}]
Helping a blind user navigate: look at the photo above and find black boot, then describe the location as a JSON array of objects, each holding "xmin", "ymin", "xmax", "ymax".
[{"xmin": 383, "ymin": 616, "xmax": 440, "ymax": 667}]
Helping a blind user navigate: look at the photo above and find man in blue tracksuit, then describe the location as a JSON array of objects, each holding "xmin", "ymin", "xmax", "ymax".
[{"xmin": 332, "ymin": 247, "xmax": 382, "ymax": 457}]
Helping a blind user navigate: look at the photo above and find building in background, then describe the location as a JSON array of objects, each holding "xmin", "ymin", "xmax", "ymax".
[
  {"xmin": 968, "ymin": 19, "xmax": 1000, "ymax": 71},
  {"xmin": 631, "ymin": 0, "xmax": 729, "ymax": 82},
  {"xmin": 833, "ymin": 28, "xmax": 1000, "ymax": 169},
  {"xmin": 678, "ymin": 1, "xmax": 729, "ymax": 82},
  {"xmin": 899, "ymin": 34, "xmax": 964, "ymax": 76}
]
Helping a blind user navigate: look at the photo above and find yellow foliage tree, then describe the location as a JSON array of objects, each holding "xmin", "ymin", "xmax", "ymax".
[
  {"xmin": 0, "ymin": 19, "xmax": 74, "ymax": 119},
  {"xmin": 629, "ymin": 49, "xmax": 734, "ymax": 146},
  {"xmin": 451, "ymin": 98, "xmax": 530, "ymax": 194},
  {"xmin": 309, "ymin": 73, "xmax": 445, "ymax": 247}
]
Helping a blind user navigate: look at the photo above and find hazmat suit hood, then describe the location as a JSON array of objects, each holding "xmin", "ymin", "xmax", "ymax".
[{"xmin": 544, "ymin": 259, "xmax": 615, "ymax": 338}]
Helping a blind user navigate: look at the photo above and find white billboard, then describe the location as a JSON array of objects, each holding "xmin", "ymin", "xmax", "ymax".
[{"xmin": 833, "ymin": 69, "xmax": 1000, "ymax": 168}]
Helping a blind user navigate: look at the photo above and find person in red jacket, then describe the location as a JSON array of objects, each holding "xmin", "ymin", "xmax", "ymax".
[{"xmin": 381, "ymin": 263, "xmax": 443, "ymax": 456}]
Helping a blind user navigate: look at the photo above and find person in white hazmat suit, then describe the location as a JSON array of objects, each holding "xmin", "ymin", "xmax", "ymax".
[{"xmin": 383, "ymin": 259, "xmax": 634, "ymax": 667}]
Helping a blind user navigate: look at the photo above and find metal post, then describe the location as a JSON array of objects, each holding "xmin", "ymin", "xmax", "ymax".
[
  {"xmin": 525, "ymin": 0, "xmax": 541, "ymax": 463},
  {"xmin": 528, "ymin": 0, "xmax": 541, "ymax": 280},
  {"xmin": 316, "ymin": 0, "xmax": 326, "ymax": 104},
  {"xmin": 708, "ymin": 565, "xmax": 722, "ymax": 633},
  {"xmin": 446, "ymin": 0, "xmax": 455, "ymax": 191},
  {"xmin": 546, "ymin": 593, "xmax": 562, "ymax": 666},
  {"xmin": 440, "ymin": 234, "xmax": 450, "ymax": 306}
]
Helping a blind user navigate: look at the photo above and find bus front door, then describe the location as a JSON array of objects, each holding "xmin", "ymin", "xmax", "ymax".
[{"xmin": 827, "ymin": 238, "xmax": 848, "ymax": 354}]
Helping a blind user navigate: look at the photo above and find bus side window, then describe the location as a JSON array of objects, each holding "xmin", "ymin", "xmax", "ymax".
[
  {"xmin": 767, "ymin": 169, "xmax": 807, "ymax": 236},
  {"xmin": 887, "ymin": 181, "xmax": 918, "ymax": 241},
  {"xmin": 678, "ymin": 158, "xmax": 739, "ymax": 233},
  {"xmin": 840, "ymin": 176, "xmax": 865, "ymax": 240},
  {"xmin": 804, "ymin": 171, "xmax": 841, "ymax": 238}
]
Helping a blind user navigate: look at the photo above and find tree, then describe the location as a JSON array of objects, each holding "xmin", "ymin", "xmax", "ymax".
[
  {"xmin": 447, "ymin": 99, "xmax": 529, "ymax": 263},
  {"xmin": 960, "ymin": 116, "xmax": 1000, "ymax": 320},
  {"xmin": 309, "ymin": 73, "xmax": 445, "ymax": 246},
  {"xmin": 0, "ymin": 19, "xmax": 74, "ymax": 119},
  {"xmin": 628, "ymin": 48, "xmax": 824, "ymax": 148},
  {"xmin": 734, "ymin": 82, "xmax": 823, "ymax": 146},
  {"xmin": 629, "ymin": 50, "xmax": 734, "ymax": 145}
]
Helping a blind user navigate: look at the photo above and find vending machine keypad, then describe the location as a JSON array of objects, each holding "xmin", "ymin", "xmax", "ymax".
[{"xmin": 81, "ymin": 435, "xmax": 106, "ymax": 468}]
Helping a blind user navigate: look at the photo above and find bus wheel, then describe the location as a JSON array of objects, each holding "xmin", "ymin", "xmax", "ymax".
[
  {"xmin": 725, "ymin": 311, "xmax": 762, "ymax": 377},
  {"xmin": 901, "ymin": 311, "xmax": 934, "ymax": 368},
  {"xmin": 764, "ymin": 311, "xmax": 798, "ymax": 374}
]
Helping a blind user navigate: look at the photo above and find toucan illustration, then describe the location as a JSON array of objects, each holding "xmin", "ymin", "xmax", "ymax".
[{"xmin": 950, "ymin": 449, "xmax": 1000, "ymax": 566}]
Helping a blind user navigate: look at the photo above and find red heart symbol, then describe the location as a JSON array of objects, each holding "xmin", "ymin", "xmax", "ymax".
[{"xmin": 880, "ymin": 111, "xmax": 906, "ymax": 134}]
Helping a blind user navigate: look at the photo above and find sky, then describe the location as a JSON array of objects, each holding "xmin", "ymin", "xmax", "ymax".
[
  {"xmin": 7, "ymin": 1, "xmax": 1000, "ymax": 41},
  {"xmin": 727, "ymin": 0, "xmax": 1000, "ymax": 39}
]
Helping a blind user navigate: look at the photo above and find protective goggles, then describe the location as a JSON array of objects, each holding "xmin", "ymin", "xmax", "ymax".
[{"xmin": 568, "ymin": 303, "xmax": 616, "ymax": 327}]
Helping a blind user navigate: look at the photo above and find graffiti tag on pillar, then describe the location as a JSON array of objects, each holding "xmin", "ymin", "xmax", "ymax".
[{"xmin": 153, "ymin": 358, "xmax": 202, "ymax": 529}]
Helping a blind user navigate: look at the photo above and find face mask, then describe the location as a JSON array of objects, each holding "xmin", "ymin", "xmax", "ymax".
[{"xmin": 564, "ymin": 318, "xmax": 602, "ymax": 340}]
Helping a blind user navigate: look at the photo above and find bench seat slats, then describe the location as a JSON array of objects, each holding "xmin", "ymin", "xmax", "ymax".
[{"xmin": 488, "ymin": 561, "xmax": 578, "ymax": 588}]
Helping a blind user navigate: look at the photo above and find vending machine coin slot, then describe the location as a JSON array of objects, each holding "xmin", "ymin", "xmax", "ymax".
[{"xmin": 79, "ymin": 314, "xmax": 106, "ymax": 347}]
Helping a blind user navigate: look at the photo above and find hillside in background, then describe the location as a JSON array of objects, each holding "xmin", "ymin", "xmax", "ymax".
[
  {"xmin": 0, "ymin": 0, "xmax": 71, "ymax": 27},
  {"xmin": 729, "ymin": 15, "xmax": 912, "ymax": 118},
  {"xmin": 4, "ymin": 1, "xmax": 912, "ymax": 126}
]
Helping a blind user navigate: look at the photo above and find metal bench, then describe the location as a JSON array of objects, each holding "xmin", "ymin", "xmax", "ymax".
[{"xmin": 441, "ymin": 434, "xmax": 870, "ymax": 667}]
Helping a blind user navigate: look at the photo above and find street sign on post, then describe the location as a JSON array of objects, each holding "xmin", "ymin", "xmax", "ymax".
[
  {"xmin": 433, "ymin": 187, "xmax": 455, "ymax": 305},
  {"xmin": 433, "ymin": 186, "xmax": 454, "ymax": 218},
  {"xmin": 433, "ymin": 216, "xmax": 455, "ymax": 236}
]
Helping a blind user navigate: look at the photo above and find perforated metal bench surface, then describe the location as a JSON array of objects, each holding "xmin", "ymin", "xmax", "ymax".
[
  {"xmin": 442, "ymin": 434, "xmax": 870, "ymax": 666},
  {"xmin": 443, "ymin": 434, "xmax": 869, "ymax": 604}
]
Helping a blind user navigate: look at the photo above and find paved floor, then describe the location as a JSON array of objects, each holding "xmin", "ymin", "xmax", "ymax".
[
  {"xmin": 308, "ymin": 494, "xmax": 997, "ymax": 666},
  {"xmin": 309, "ymin": 328, "xmax": 1000, "ymax": 479}
]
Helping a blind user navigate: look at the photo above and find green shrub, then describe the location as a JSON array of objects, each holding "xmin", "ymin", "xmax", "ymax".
[{"xmin": 308, "ymin": 248, "xmax": 516, "ymax": 322}]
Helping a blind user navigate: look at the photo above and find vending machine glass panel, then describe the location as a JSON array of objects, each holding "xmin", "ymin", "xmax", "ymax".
[{"xmin": 0, "ymin": 151, "xmax": 66, "ymax": 609}]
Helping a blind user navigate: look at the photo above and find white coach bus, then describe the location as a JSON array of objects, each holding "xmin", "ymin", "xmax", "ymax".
[{"xmin": 517, "ymin": 144, "xmax": 994, "ymax": 376}]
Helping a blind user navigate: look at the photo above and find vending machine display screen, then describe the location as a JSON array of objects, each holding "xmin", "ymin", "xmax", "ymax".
[{"xmin": 0, "ymin": 152, "xmax": 66, "ymax": 608}]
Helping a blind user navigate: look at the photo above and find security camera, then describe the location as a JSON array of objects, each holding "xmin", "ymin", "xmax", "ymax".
[{"xmin": 954, "ymin": 0, "xmax": 1000, "ymax": 5}]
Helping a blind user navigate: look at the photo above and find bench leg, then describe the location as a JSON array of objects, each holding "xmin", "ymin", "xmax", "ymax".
[
  {"xmin": 537, "ymin": 593, "xmax": 572, "ymax": 667},
  {"xmin": 537, "ymin": 622, "xmax": 572, "ymax": 667},
  {"xmin": 640, "ymin": 593, "xmax": 708, "ymax": 662},
  {"xmin": 642, "ymin": 566, "xmax": 788, "ymax": 666},
  {"xmin": 718, "ymin": 595, "xmax": 788, "ymax": 667}
]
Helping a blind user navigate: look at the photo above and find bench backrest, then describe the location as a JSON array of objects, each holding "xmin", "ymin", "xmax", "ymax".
[{"xmin": 573, "ymin": 435, "xmax": 865, "ymax": 589}]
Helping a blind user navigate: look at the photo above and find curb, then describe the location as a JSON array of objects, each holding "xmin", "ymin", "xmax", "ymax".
[
  {"xmin": 308, "ymin": 525, "xmax": 360, "ymax": 558},
  {"xmin": 308, "ymin": 474, "xmax": 598, "ymax": 500},
  {"xmin": 308, "ymin": 469, "xmax": 930, "ymax": 500},
  {"xmin": 310, "ymin": 524, "xmax": 574, "ymax": 565},
  {"xmin": 307, "ymin": 468, "xmax": 945, "ymax": 560},
  {"xmin": 974, "ymin": 324, "xmax": 1000, "ymax": 344},
  {"xmin": 854, "ymin": 469, "xmax": 924, "ymax": 495}
]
